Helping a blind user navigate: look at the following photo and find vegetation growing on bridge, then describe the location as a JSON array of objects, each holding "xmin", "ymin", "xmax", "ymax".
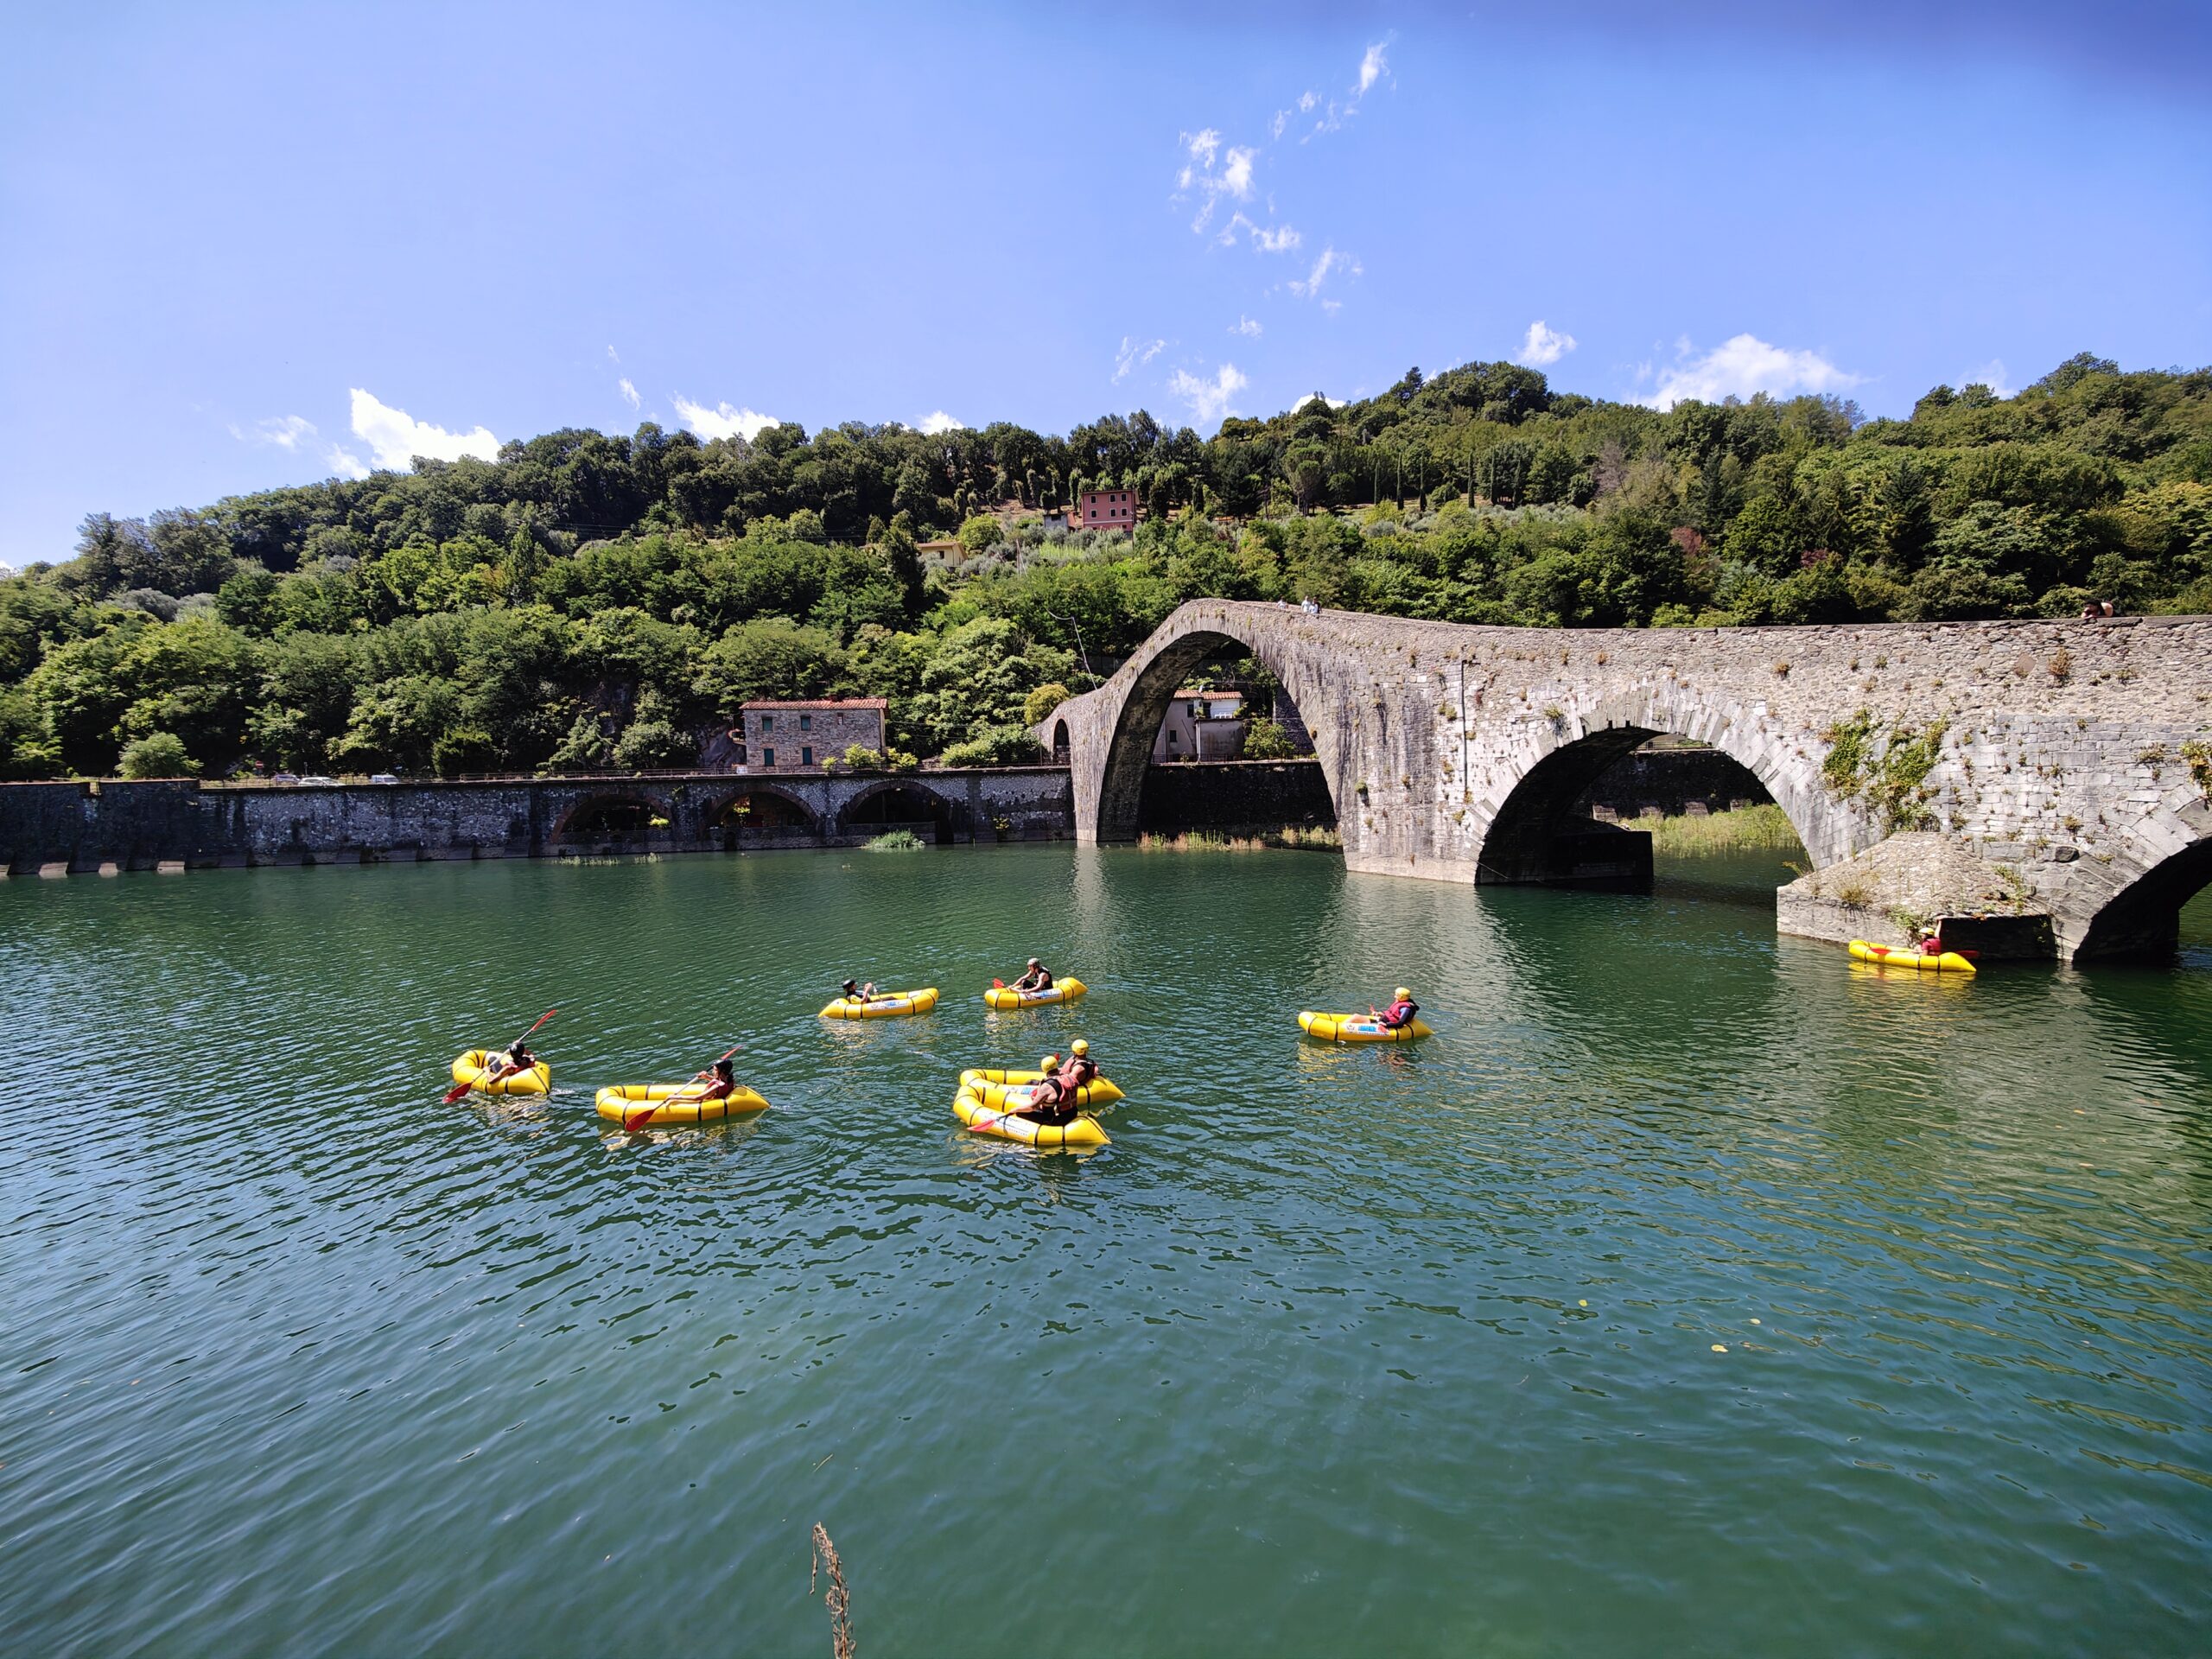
[{"xmin": 2, "ymin": 352, "xmax": 2207, "ymax": 781}]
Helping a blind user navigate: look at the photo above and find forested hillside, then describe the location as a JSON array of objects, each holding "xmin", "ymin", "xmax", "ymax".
[{"xmin": 3, "ymin": 352, "xmax": 2207, "ymax": 781}]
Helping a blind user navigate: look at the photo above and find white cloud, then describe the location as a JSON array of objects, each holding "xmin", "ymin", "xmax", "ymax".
[
  {"xmin": 1357, "ymin": 41, "xmax": 1390, "ymax": 99},
  {"xmin": 348, "ymin": 388, "xmax": 500, "ymax": 469},
  {"xmin": 1231, "ymin": 315, "xmax": 1263, "ymax": 338},
  {"xmin": 1175, "ymin": 128, "xmax": 1256, "ymax": 232},
  {"xmin": 1288, "ymin": 245, "xmax": 1361, "ymax": 301},
  {"xmin": 1516, "ymin": 320, "xmax": 1577, "ymax": 367},
  {"xmin": 1294, "ymin": 392, "xmax": 1348, "ymax": 411},
  {"xmin": 1168, "ymin": 361, "xmax": 1249, "ymax": 425},
  {"xmin": 326, "ymin": 446, "xmax": 371, "ymax": 481},
  {"xmin": 671, "ymin": 395, "xmax": 779, "ymax": 442},
  {"xmin": 1114, "ymin": 336, "xmax": 1167, "ymax": 383},
  {"xmin": 917, "ymin": 410, "xmax": 964, "ymax": 435},
  {"xmin": 1640, "ymin": 334, "xmax": 1864, "ymax": 410},
  {"xmin": 1219, "ymin": 212, "xmax": 1301, "ymax": 253},
  {"xmin": 231, "ymin": 414, "xmax": 317, "ymax": 450},
  {"xmin": 618, "ymin": 377, "xmax": 640, "ymax": 410},
  {"xmin": 606, "ymin": 345, "xmax": 621, "ymax": 363},
  {"xmin": 1962, "ymin": 358, "xmax": 2013, "ymax": 397}
]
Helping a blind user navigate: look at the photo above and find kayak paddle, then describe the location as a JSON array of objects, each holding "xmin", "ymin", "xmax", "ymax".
[
  {"xmin": 444, "ymin": 1007, "xmax": 556, "ymax": 1103},
  {"xmin": 623, "ymin": 1044, "xmax": 741, "ymax": 1134}
]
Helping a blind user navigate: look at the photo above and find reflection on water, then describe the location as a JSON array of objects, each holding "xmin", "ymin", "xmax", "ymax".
[{"xmin": 1, "ymin": 845, "xmax": 2209, "ymax": 1656}]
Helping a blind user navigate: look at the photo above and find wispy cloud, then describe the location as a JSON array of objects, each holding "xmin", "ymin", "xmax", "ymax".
[
  {"xmin": 1230, "ymin": 315, "xmax": 1263, "ymax": 338},
  {"xmin": 1516, "ymin": 321, "xmax": 1577, "ymax": 367},
  {"xmin": 1961, "ymin": 358, "xmax": 2013, "ymax": 397},
  {"xmin": 326, "ymin": 447, "xmax": 370, "ymax": 481},
  {"xmin": 1357, "ymin": 40, "xmax": 1390, "ymax": 99},
  {"xmin": 618, "ymin": 377, "xmax": 640, "ymax": 410},
  {"xmin": 916, "ymin": 410, "xmax": 963, "ymax": 435},
  {"xmin": 671, "ymin": 395, "xmax": 779, "ymax": 442},
  {"xmin": 1168, "ymin": 361, "xmax": 1249, "ymax": 425},
  {"xmin": 1219, "ymin": 212, "xmax": 1301, "ymax": 253},
  {"xmin": 1115, "ymin": 336, "xmax": 1167, "ymax": 384},
  {"xmin": 230, "ymin": 414, "xmax": 317, "ymax": 450},
  {"xmin": 1640, "ymin": 334, "xmax": 1864, "ymax": 410},
  {"xmin": 349, "ymin": 389, "xmax": 499, "ymax": 469},
  {"xmin": 1288, "ymin": 39, "xmax": 1394, "ymax": 140},
  {"xmin": 1174, "ymin": 128, "xmax": 1255, "ymax": 232},
  {"xmin": 1288, "ymin": 245, "xmax": 1360, "ymax": 302}
]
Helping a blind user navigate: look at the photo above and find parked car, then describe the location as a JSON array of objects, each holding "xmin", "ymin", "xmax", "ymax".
[
  {"xmin": 270, "ymin": 772, "xmax": 301, "ymax": 785},
  {"xmin": 369, "ymin": 772, "xmax": 399, "ymax": 785},
  {"xmin": 298, "ymin": 774, "xmax": 338, "ymax": 786}
]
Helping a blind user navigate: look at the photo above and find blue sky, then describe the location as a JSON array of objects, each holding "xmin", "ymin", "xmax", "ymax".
[{"xmin": 3, "ymin": 1, "xmax": 2208, "ymax": 568}]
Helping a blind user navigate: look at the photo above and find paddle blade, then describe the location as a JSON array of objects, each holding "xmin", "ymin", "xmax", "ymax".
[
  {"xmin": 442, "ymin": 1082, "xmax": 473, "ymax": 1104},
  {"xmin": 992, "ymin": 978, "xmax": 1005, "ymax": 988}
]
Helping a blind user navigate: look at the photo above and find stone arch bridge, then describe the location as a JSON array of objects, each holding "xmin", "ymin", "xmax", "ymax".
[{"xmin": 1040, "ymin": 600, "xmax": 2212, "ymax": 963}]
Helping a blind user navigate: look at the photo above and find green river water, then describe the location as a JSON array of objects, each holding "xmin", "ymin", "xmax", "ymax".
[{"xmin": 3, "ymin": 845, "xmax": 2210, "ymax": 1656}]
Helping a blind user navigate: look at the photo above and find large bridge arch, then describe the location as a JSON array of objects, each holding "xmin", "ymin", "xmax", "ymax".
[
  {"xmin": 1055, "ymin": 604, "xmax": 1351, "ymax": 848},
  {"xmin": 1468, "ymin": 684, "xmax": 1878, "ymax": 883}
]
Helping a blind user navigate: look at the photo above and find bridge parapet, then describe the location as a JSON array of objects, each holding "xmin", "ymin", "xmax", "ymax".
[{"xmin": 1041, "ymin": 601, "xmax": 2212, "ymax": 963}]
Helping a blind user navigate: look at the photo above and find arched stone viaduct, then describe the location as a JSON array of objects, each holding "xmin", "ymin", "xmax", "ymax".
[{"xmin": 1039, "ymin": 601, "xmax": 2212, "ymax": 963}]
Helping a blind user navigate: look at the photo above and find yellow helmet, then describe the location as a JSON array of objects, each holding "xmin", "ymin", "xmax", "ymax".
[
  {"xmin": 1040, "ymin": 1055, "xmax": 1059, "ymax": 1071},
  {"xmin": 1071, "ymin": 1039, "xmax": 1089, "ymax": 1056},
  {"xmin": 1395, "ymin": 988, "xmax": 1412, "ymax": 1002}
]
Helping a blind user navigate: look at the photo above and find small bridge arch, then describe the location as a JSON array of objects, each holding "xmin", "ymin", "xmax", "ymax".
[
  {"xmin": 553, "ymin": 790, "xmax": 670, "ymax": 842},
  {"xmin": 838, "ymin": 779, "xmax": 962, "ymax": 844},
  {"xmin": 706, "ymin": 785, "xmax": 822, "ymax": 834}
]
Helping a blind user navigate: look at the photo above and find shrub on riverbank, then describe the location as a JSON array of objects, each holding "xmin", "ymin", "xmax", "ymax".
[{"xmin": 864, "ymin": 829, "xmax": 926, "ymax": 851}]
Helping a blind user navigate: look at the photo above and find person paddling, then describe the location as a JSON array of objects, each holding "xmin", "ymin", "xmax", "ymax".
[
  {"xmin": 1012, "ymin": 957, "xmax": 1053, "ymax": 994},
  {"xmin": 484, "ymin": 1038, "xmax": 537, "ymax": 1085},
  {"xmin": 840, "ymin": 977, "xmax": 881, "ymax": 1005},
  {"xmin": 695, "ymin": 1057, "xmax": 737, "ymax": 1102},
  {"xmin": 1370, "ymin": 988, "xmax": 1420, "ymax": 1031}
]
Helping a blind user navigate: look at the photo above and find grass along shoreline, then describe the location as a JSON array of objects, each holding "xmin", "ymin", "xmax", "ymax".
[
  {"xmin": 1643, "ymin": 803, "xmax": 1804, "ymax": 857},
  {"xmin": 1134, "ymin": 810, "xmax": 1799, "ymax": 859}
]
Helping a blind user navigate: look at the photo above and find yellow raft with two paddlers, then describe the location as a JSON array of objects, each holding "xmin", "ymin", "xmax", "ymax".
[
  {"xmin": 820, "ymin": 988, "xmax": 941, "ymax": 1020},
  {"xmin": 1848, "ymin": 939, "xmax": 1977, "ymax": 976},
  {"xmin": 450, "ymin": 1049, "xmax": 551, "ymax": 1095},
  {"xmin": 1298, "ymin": 1011, "xmax": 1433, "ymax": 1044},
  {"xmin": 953, "ymin": 1067, "xmax": 1120, "ymax": 1148},
  {"xmin": 594, "ymin": 1082, "xmax": 771, "ymax": 1125},
  {"xmin": 983, "ymin": 976, "xmax": 1087, "ymax": 1010}
]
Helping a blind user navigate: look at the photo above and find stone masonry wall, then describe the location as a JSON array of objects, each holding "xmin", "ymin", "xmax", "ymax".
[
  {"xmin": 1046, "ymin": 600, "xmax": 2212, "ymax": 961},
  {"xmin": 0, "ymin": 767, "xmax": 1075, "ymax": 874}
]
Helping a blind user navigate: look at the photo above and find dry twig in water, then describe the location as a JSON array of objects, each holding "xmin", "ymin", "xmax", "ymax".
[{"xmin": 810, "ymin": 1523, "xmax": 855, "ymax": 1659}]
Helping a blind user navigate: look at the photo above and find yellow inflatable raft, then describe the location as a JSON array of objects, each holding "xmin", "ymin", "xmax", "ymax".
[
  {"xmin": 451, "ymin": 1049, "xmax": 550, "ymax": 1095},
  {"xmin": 957, "ymin": 1067, "xmax": 1123, "ymax": 1111},
  {"xmin": 594, "ymin": 1083, "xmax": 770, "ymax": 1126},
  {"xmin": 819, "ymin": 988, "xmax": 940, "ymax": 1020},
  {"xmin": 953, "ymin": 1086, "xmax": 1109, "ymax": 1148},
  {"xmin": 1848, "ymin": 940, "xmax": 1977, "ymax": 976},
  {"xmin": 983, "ymin": 976, "xmax": 1088, "ymax": 1010},
  {"xmin": 1298, "ymin": 1012, "xmax": 1433, "ymax": 1044}
]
